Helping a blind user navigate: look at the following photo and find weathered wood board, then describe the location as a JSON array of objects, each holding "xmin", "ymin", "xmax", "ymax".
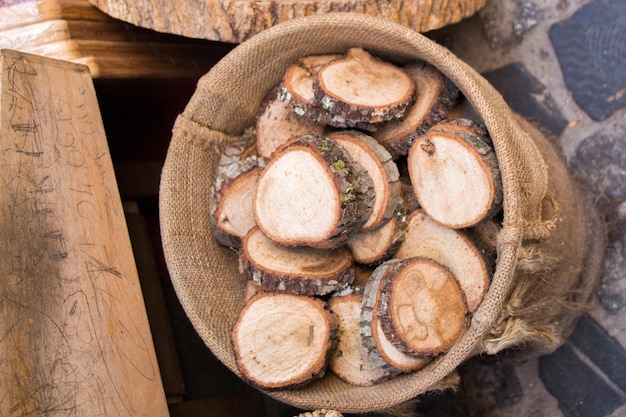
[{"xmin": 0, "ymin": 49, "xmax": 169, "ymax": 416}]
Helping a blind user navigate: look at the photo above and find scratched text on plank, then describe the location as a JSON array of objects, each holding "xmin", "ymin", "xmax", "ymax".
[{"xmin": 0, "ymin": 50, "xmax": 168, "ymax": 417}]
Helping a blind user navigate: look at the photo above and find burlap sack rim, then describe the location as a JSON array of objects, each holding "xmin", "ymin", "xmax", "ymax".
[{"xmin": 159, "ymin": 13, "xmax": 546, "ymax": 412}]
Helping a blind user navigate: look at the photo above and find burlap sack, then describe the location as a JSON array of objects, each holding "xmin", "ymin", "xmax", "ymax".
[{"xmin": 159, "ymin": 13, "xmax": 606, "ymax": 413}]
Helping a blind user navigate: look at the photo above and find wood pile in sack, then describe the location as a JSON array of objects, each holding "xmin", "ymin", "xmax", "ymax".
[
  {"xmin": 0, "ymin": 0, "xmax": 233, "ymax": 78},
  {"xmin": 209, "ymin": 47, "xmax": 502, "ymax": 389}
]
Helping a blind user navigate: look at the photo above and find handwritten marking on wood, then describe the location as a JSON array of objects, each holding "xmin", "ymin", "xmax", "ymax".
[{"xmin": 0, "ymin": 50, "xmax": 169, "ymax": 417}]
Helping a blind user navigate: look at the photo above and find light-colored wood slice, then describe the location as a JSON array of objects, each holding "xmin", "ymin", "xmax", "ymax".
[
  {"xmin": 232, "ymin": 293, "xmax": 335, "ymax": 390},
  {"xmin": 347, "ymin": 211, "xmax": 406, "ymax": 266},
  {"xmin": 279, "ymin": 53, "xmax": 379, "ymax": 131},
  {"xmin": 328, "ymin": 294, "xmax": 391, "ymax": 386},
  {"xmin": 407, "ymin": 119, "xmax": 502, "ymax": 228},
  {"xmin": 377, "ymin": 257, "xmax": 467, "ymax": 356},
  {"xmin": 210, "ymin": 156, "xmax": 265, "ymax": 248},
  {"xmin": 314, "ymin": 48, "xmax": 416, "ymax": 125},
  {"xmin": 87, "ymin": 0, "xmax": 487, "ymax": 43},
  {"xmin": 328, "ymin": 130, "xmax": 400, "ymax": 232},
  {"xmin": 255, "ymin": 89, "xmax": 325, "ymax": 158},
  {"xmin": 360, "ymin": 261, "xmax": 430, "ymax": 373},
  {"xmin": 373, "ymin": 61, "xmax": 459, "ymax": 157},
  {"xmin": 278, "ymin": 54, "xmax": 341, "ymax": 120},
  {"xmin": 395, "ymin": 210, "xmax": 490, "ymax": 313},
  {"xmin": 254, "ymin": 134, "xmax": 375, "ymax": 249},
  {"xmin": 239, "ymin": 227, "xmax": 355, "ymax": 296},
  {"xmin": 371, "ymin": 312, "xmax": 430, "ymax": 372}
]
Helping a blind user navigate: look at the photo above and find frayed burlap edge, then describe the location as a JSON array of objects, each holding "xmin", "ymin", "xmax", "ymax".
[{"xmin": 480, "ymin": 116, "xmax": 607, "ymax": 359}]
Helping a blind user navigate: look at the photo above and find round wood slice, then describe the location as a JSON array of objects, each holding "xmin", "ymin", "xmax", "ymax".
[
  {"xmin": 280, "ymin": 54, "xmax": 343, "ymax": 110},
  {"xmin": 256, "ymin": 88, "xmax": 325, "ymax": 159},
  {"xmin": 360, "ymin": 260, "xmax": 430, "ymax": 373},
  {"xmin": 395, "ymin": 210, "xmax": 490, "ymax": 313},
  {"xmin": 377, "ymin": 257, "xmax": 467, "ymax": 356},
  {"xmin": 373, "ymin": 61, "xmax": 459, "ymax": 157},
  {"xmin": 240, "ymin": 227, "xmax": 355, "ymax": 296},
  {"xmin": 232, "ymin": 293, "xmax": 335, "ymax": 390},
  {"xmin": 278, "ymin": 54, "xmax": 351, "ymax": 126},
  {"xmin": 254, "ymin": 134, "xmax": 375, "ymax": 249},
  {"xmin": 88, "ymin": 0, "xmax": 487, "ymax": 43},
  {"xmin": 407, "ymin": 119, "xmax": 502, "ymax": 228},
  {"xmin": 371, "ymin": 312, "xmax": 430, "ymax": 372},
  {"xmin": 346, "ymin": 211, "xmax": 406, "ymax": 266},
  {"xmin": 328, "ymin": 130, "xmax": 400, "ymax": 232},
  {"xmin": 210, "ymin": 156, "xmax": 265, "ymax": 248},
  {"xmin": 328, "ymin": 294, "xmax": 391, "ymax": 386},
  {"xmin": 279, "ymin": 54, "xmax": 380, "ymax": 131},
  {"xmin": 314, "ymin": 48, "xmax": 416, "ymax": 125}
]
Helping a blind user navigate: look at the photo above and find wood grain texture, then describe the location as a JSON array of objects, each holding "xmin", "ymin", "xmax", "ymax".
[
  {"xmin": 0, "ymin": 50, "xmax": 168, "ymax": 416},
  {"xmin": 1, "ymin": 0, "xmax": 234, "ymax": 78},
  {"xmin": 87, "ymin": 0, "xmax": 487, "ymax": 43}
]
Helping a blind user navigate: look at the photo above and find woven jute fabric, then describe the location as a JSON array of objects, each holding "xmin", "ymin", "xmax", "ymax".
[{"xmin": 159, "ymin": 13, "xmax": 606, "ymax": 413}]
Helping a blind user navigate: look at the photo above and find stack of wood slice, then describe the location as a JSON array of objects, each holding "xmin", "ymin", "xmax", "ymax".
[
  {"xmin": 208, "ymin": 47, "xmax": 503, "ymax": 390},
  {"xmin": 1, "ymin": 0, "xmax": 233, "ymax": 78}
]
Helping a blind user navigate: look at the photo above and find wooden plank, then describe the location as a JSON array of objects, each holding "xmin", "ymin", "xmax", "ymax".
[{"xmin": 0, "ymin": 49, "xmax": 169, "ymax": 417}]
